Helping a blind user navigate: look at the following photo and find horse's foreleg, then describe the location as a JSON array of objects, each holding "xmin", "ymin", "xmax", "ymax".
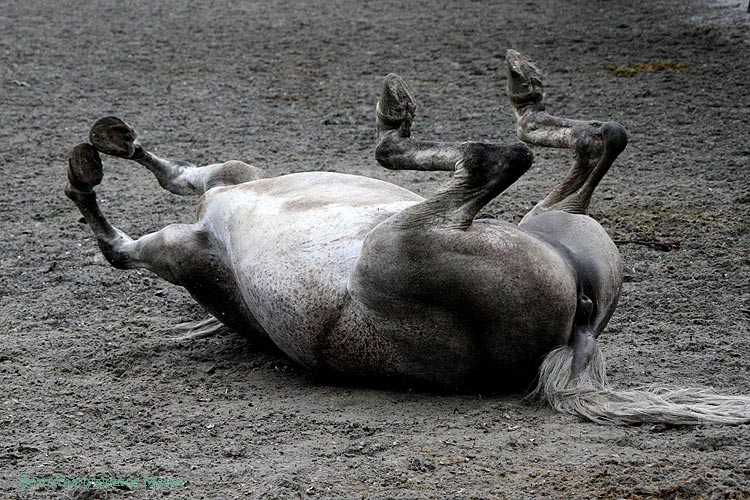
[
  {"xmin": 65, "ymin": 144, "xmax": 199, "ymax": 283},
  {"xmin": 89, "ymin": 116, "xmax": 267, "ymax": 195},
  {"xmin": 505, "ymin": 50, "xmax": 627, "ymax": 219},
  {"xmin": 66, "ymin": 144, "xmax": 266, "ymax": 339}
]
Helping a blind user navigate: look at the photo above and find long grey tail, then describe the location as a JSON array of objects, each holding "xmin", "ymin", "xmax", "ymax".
[{"xmin": 529, "ymin": 344, "xmax": 750, "ymax": 425}]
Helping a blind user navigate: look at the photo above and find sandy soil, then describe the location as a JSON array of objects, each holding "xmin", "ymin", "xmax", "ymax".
[{"xmin": 2, "ymin": 0, "xmax": 749, "ymax": 498}]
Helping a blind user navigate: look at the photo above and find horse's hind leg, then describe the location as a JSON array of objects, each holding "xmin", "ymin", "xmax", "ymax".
[
  {"xmin": 505, "ymin": 50, "xmax": 627, "ymax": 220},
  {"xmin": 375, "ymin": 74, "xmax": 533, "ymax": 177},
  {"xmin": 375, "ymin": 74, "xmax": 464, "ymax": 172},
  {"xmin": 88, "ymin": 116, "xmax": 267, "ymax": 195},
  {"xmin": 361, "ymin": 74, "xmax": 535, "ymax": 275},
  {"xmin": 374, "ymin": 74, "xmax": 533, "ymax": 228}
]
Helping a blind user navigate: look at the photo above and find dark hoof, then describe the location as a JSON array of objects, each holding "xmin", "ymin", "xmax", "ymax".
[
  {"xmin": 89, "ymin": 116, "xmax": 139, "ymax": 158},
  {"xmin": 505, "ymin": 49, "xmax": 545, "ymax": 110},
  {"xmin": 67, "ymin": 143, "xmax": 103, "ymax": 192},
  {"xmin": 377, "ymin": 73, "xmax": 417, "ymax": 136}
]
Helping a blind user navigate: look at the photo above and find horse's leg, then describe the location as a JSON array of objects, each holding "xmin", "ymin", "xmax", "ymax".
[
  {"xmin": 65, "ymin": 144, "xmax": 265, "ymax": 339},
  {"xmin": 505, "ymin": 50, "xmax": 627, "ymax": 220},
  {"xmin": 374, "ymin": 73, "xmax": 535, "ymax": 229},
  {"xmin": 356, "ymin": 74, "xmax": 537, "ymax": 298},
  {"xmin": 66, "ymin": 144, "xmax": 189, "ymax": 279},
  {"xmin": 350, "ymin": 73, "xmax": 586, "ymax": 388},
  {"xmin": 385, "ymin": 141, "xmax": 533, "ymax": 230},
  {"xmin": 88, "ymin": 116, "xmax": 268, "ymax": 195},
  {"xmin": 375, "ymin": 74, "xmax": 476, "ymax": 173},
  {"xmin": 355, "ymin": 135, "xmax": 536, "ymax": 298}
]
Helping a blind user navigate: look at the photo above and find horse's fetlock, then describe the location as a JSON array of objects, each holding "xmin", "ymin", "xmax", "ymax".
[
  {"xmin": 64, "ymin": 183, "xmax": 93, "ymax": 201},
  {"xmin": 375, "ymin": 135, "xmax": 404, "ymax": 170}
]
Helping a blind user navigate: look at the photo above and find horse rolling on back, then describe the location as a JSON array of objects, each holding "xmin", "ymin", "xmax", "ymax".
[{"xmin": 65, "ymin": 50, "xmax": 750, "ymax": 425}]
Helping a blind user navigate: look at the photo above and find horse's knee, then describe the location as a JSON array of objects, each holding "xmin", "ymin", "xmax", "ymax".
[{"xmin": 374, "ymin": 134, "xmax": 404, "ymax": 170}]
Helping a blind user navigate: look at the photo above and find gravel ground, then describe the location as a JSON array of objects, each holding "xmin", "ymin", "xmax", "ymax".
[{"xmin": 2, "ymin": 0, "xmax": 749, "ymax": 498}]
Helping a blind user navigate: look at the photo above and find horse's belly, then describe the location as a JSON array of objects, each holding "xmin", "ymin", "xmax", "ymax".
[{"xmin": 199, "ymin": 172, "xmax": 421, "ymax": 367}]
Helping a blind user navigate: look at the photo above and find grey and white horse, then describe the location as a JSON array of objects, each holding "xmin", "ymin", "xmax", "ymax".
[{"xmin": 66, "ymin": 50, "xmax": 749, "ymax": 425}]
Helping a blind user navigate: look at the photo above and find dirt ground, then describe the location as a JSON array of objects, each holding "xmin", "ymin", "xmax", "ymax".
[{"xmin": 2, "ymin": 0, "xmax": 749, "ymax": 498}]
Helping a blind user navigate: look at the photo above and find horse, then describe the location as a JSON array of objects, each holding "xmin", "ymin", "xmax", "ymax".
[{"xmin": 65, "ymin": 50, "xmax": 750, "ymax": 425}]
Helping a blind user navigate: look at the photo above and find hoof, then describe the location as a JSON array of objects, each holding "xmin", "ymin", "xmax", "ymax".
[
  {"xmin": 377, "ymin": 73, "xmax": 417, "ymax": 137},
  {"xmin": 505, "ymin": 49, "xmax": 545, "ymax": 111},
  {"xmin": 67, "ymin": 143, "xmax": 103, "ymax": 192},
  {"xmin": 89, "ymin": 116, "xmax": 139, "ymax": 158}
]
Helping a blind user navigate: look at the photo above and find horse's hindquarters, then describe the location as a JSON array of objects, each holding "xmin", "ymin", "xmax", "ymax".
[
  {"xmin": 520, "ymin": 211, "xmax": 623, "ymax": 336},
  {"xmin": 347, "ymin": 217, "xmax": 579, "ymax": 389}
]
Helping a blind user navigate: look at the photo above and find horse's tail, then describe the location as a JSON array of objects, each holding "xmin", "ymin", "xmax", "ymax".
[{"xmin": 529, "ymin": 344, "xmax": 750, "ymax": 425}]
